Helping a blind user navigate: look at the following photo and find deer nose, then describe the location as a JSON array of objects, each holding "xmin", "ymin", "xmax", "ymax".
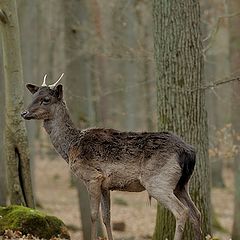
[{"xmin": 21, "ymin": 110, "xmax": 29, "ymax": 118}]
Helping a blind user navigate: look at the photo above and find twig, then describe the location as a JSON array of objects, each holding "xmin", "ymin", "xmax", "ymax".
[{"xmin": 191, "ymin": 76, "xmax": 240, "ymax": 92}]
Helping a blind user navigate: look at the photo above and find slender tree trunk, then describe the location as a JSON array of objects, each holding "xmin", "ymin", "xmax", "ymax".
[
  {"xmin": 0, "ymin": 0, "xmax": 34, "ymax": 208},
  {"xmin": 136, "ymin": 0, "xmax": 155, "ymax": 131},
  {"xmin": 152, "ymin": 1, "xmax": 211, "ymax": 239},
  {"xmin": 122, "ymin": 1, "xmax": 139, "ymax": 131},
  {"xmin": 108, "ymin": 1, "xmax": 129, "ymax": 131},
  {"xmin": 109, "ymin": 1, "xmax": 144, "ymax": 131},
  {"xmin": 0, "ymin": 46, "xmax": 6, "ymax": 205},
  {"xmin": 229, "ymin": 0, "xmax": 240, "ymax": 239},
  {"xmin": 91, "ymin": 0, "xmax": 107, "ymax": 126}
]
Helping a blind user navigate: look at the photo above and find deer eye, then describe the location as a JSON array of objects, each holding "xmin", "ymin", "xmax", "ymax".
[{"xmin": 42, "ymin": 97, "xmax": 50, "ymax": 105}]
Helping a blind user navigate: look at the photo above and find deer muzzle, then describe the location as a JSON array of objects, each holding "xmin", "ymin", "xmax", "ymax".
[{"xmin": 21, "ymin": 110, "xmax": 32, "ymax": 120}]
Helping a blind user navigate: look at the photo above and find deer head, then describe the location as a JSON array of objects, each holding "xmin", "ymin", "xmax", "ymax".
[{"xmin": 21, "ymin": 73, "xmax": 64, "ymax": 120}]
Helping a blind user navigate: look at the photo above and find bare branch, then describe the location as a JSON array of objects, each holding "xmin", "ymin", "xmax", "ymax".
[{"xmin": 192, "ymin": 76, "xmax": 240, "ymax": 92}]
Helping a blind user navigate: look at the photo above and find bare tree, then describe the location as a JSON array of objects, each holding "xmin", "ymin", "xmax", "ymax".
[
  {"xmin": 152, "ymin": 0, "xmax": 211, "ymax": 239},
  {"xmin": 0, "ymin": 0, "xmax": 34, "ymax": 207}
]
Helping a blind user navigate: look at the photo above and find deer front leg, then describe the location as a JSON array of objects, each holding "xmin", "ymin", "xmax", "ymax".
[
  {"xmin": 101, "ymin": 189, "xmax": 113, "ymax": 240},
  {"xmin": 87, "ymin": 181, "xmax": 102, "ymax": 240}
]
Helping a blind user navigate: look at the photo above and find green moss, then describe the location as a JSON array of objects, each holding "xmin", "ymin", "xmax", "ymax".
[{"xmin": 0, "ymin": 205, "xmax": 70, "ymax": 239}]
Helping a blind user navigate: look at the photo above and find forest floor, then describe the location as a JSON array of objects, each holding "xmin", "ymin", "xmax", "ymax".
[{"xmin": 35, "ymin": 155, "xmax": 233, "ymax": 240}]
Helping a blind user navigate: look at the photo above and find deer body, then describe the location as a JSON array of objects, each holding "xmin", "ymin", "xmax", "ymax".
[{"xmin": 22, "ymin": 81, "xmax": 202, "ymax": 240}]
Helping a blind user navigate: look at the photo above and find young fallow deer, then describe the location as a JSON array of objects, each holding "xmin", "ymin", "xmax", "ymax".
[{"xmin": 21, "ymin": 74, "xmax": 202, "ymax": 240}]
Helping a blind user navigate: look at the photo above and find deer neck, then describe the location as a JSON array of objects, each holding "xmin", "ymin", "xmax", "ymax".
[{"xmin": 43, "ymin": 102, "xmax": 79, "ymax": 162}]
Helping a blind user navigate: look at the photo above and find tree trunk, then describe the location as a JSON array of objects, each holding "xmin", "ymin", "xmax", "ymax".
[
  {"xmin": 122, "ymin": 1, "xmax": 139, "ymax": 131},
  {"xmin": 64, "ymin": 1, "xmax": 103, "ymax": 238},
  {"xmin": 152, "ymin": 1, "xmax": 211, "ymax": 239},
  {"xmin": 0, "ymin": 0, "xmax": 34, "ymax": 208},
  {"xmin": 90, "ymin": 0, "xmax": 107, "ymax": 126},
  {"xmin": 0, "ymin": 45, "xmax": 6, "ymax": 205},
  {"xmin": 229, "ymin": 0, "xmax": 240, "ymax": 239},
  {"xmin": 136, "ymin": 0, "xmax": 155, "ymax": 131}
]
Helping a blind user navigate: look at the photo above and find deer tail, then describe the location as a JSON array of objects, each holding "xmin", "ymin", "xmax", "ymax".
[{"xmin": 176, "ymin": 147, "xmax": 196, "ymax": 190}]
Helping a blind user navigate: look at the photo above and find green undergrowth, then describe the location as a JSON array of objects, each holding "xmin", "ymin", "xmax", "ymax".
[{"xmin": 0, "ymin": 205, "xmax": 70, "ymax": 239}]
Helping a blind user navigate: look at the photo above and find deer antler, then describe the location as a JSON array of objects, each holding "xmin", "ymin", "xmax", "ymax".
[
  {"xmin": 49, "ymin": 73, "xmax": 64, "ymax": 89},
  {"xmin": 42, "ymin": 74, "xmax": 48, "ymax": 87}
]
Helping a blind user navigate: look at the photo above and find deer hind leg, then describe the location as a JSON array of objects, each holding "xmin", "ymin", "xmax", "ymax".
[
  {"xmin": 143, "ymin": 165, "xmax": 189, "ymax": 240},
  {"xmin": 144, "ymin": 180, "xmax": 189, "ymax": 240},
  {"xmin": 101, "ymin": 189, "xmax": 113, "ymax": 240},
  {"xmin": 174, "ymin": 183, "xmax": 202, "ymax": 240}
]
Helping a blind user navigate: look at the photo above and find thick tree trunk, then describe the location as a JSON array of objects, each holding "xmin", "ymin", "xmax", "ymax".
[
  {"xmin": 0, "ymin": 0, "xmax": 34, "ymax": 208},
  {"xmin": 152, "ymin": 1, "xmax": 211, "ymax": 239}
]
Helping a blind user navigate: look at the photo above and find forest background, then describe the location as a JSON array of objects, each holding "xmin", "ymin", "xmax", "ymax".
[{"xmin": 0, "ymin": 0, "xmax": 240, "ymax": 240}]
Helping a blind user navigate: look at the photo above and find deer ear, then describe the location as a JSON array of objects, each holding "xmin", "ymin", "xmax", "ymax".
[
  {"xmin": 55, "ymin": 84, "xmax": 63, "ymax": 100},
  {"xmin": 26, "ymin": 84, "xmax": 39, "ymax": 94}
]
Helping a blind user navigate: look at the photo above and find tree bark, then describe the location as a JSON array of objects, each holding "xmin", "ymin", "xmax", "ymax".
[
  {"xmin": 152, "ymin": 0, "xmax": 211, "ymax": 239},
  {"xmin": 0, "ymin": 0, "xmax": 34, "ymax": 208}
]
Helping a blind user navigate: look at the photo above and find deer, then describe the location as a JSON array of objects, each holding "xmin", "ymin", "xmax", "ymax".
[{"xmin": 21, "ymin": 74, "xmax": 202, "ymax": 240}]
